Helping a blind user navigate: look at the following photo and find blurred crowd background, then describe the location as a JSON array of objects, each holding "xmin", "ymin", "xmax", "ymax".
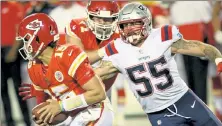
[{"xmin": 1, "ymin": 1, "xmax": 222, "ymax": 126}]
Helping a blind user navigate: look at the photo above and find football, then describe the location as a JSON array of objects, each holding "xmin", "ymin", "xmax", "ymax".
[{"xmin": 32, "ymin": 102, "xmax": 69, "ymax": 125}]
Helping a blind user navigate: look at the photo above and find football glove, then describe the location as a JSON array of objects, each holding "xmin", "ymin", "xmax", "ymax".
[{"xmin": 19, "ymin": 83, "xmax": 35, "ymax": 100}]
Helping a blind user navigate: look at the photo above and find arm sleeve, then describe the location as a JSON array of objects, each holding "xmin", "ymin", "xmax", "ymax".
[
  {"xmin": 161, "ymin": 25, "xmax": 183, "ymax": 44},
  {"xmin": 159, "ymin": 25, "xmax": 183, "ymax": 52},
  {"xmin": 74, "ymin": 59, "xmax": 95, "ymax": 86},
  {"xmin": 34, "ymin": 90, "xmax": 48, "ymax": 104},
  {"xmin": 159, "ymin": 25, "xmax": 184, "ymax": 57},
  {"xmin": 27, "ymin": 61, "xmax": 48, "ymax": 104}
]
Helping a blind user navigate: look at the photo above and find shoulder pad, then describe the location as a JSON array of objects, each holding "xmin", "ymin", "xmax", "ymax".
[
  {"xmin": 65, "ymin": 18, "xmax": 87, "ymax": 38},
  {"xmin": 56, "ymin": 44, "xmax": 87, "ymax": 67}
]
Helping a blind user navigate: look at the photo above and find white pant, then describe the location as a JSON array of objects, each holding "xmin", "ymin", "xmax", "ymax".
[{"xmin": 56, "ymin": 98, "xmax": 114, "ymax": 126}]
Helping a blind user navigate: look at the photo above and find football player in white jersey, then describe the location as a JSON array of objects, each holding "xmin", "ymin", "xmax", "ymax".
[{"xmin": 88, "ymin": 2, "xmax": 222, "ymax": 126}]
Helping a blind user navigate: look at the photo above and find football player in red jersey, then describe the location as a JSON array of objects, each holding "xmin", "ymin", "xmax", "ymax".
[
  {"xmin": 17, "ymin": 13, "xmax": 113, "ymax": 126},
  {"xmin": 65, "ymin": 1, "xmax": 127, "ymax": 123}
]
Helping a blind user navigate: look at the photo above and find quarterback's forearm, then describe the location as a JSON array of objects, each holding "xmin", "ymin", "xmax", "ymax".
[
  {"xmin": 60, "ymin": 76, "xmax": 106, "ymax": 111},
  {"xmin": 171, "ymin": 39, "xmax": 222, "ymax": 64},
  {"xmin": 94, "ymin": 67, "xmax": 119, "ymax": 80}
]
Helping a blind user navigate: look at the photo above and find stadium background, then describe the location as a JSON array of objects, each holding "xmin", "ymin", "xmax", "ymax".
[{"xmin": 1, "ymin": 1, "xmax": 222, "ymax": 126}]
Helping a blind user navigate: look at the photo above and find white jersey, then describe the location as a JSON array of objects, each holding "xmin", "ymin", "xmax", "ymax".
[{"xmin": 103, "ymin": 25, "xmax": 189, "ymax": 113}]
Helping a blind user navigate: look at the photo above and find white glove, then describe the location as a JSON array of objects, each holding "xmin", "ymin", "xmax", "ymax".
[{"xmin": 214, "ymin": 30, "xmax": 222, "ymax": 44}]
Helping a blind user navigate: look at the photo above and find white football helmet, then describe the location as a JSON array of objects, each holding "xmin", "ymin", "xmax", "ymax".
[{"xmin": 117, "ymin": 2, "xmax": 152, "ymax": 44}]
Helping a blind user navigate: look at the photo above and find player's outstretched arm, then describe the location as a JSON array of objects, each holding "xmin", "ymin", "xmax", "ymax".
[
  {"xmin": 171, "ymin": 39, "xmax": 222, "ymax": 62},
  {"xmin": 171, "ymin": 39, "xmax": 222, "ymax": 73},
  {"xmin": 94, "ymin": 60, "xmax": 119, "ymax": 80},
  {"xmin": 80, "ymin": 75, "xmax": 106, "ymax": 104},
  {"xmin": 86, "ymin": 49, "xmax": 105, "ymax": 64},
  {"xmin": 58, "ymin": 75, "xmax": 106, "ymax": 113}
]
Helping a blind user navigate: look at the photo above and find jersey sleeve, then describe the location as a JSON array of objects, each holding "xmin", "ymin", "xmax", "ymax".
[
  {"xmin": 100, "ymin": 40, "xmax": 121, "ymax": 70},
  {"xmin": 27, "ymin": 61, "xmax": 48, "ymax": 104},
  {"xmin": 158, "ymin": 25, "xmax": 183, "ymax": 53},
  {"xmin": 61, "ymin": 45, "xmax": 95, "ymax": 86},
  {"xmin": 158, "ymin": 25, "xmax": 183, "ymax": 57},
  {"xmin": 27, "ymin": 61, "xmax": 44, "ymax": 91},
  {"xmin": 161, "ymin": 25, "xmax": 183, "ymax": 43},
  {"xmin": 65, "ymin": 19, "xmax": 82, "ymax": 39}
]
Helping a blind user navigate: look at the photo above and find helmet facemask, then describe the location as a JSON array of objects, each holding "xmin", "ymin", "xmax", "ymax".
[
  {"xmin": 17, "ymin": 13, "xmax": 60, "ymax": 61},
  {"xmin": 17, "ymin": 28, "xmax": 44, "ymax": 61},
  {"xmin": 118, "ymin": 17, "xmax": 152, "ymax": 46},
  {"xmin": 87, "ymin": 12, "xmax": 118, "ymax": 40}
]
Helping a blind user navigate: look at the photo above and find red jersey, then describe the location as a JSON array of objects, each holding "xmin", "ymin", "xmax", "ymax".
[
  {"xmin": 65, "ymin": 18, "xmax": 120, "ymax": 50},
  {"xmin": 65, "ymin": 18, "xmax": 120, "ymax": 90},
  {"xmin": 28, "ymin": 44, "xmax": 95, "ymax": 101}
]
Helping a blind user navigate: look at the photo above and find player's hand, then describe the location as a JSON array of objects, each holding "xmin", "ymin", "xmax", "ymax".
[
  {"xmin": 32, "ymin": 115, "xmax": 49, "ymax": 126},
  {"xmin": 19, "ymin": 83, "xmax": 35, "ymax": 100},
  {"xmin": 37, "ymin": 99, "xmax": 62, "ymax": 124},
  {"xmin": 217, "ymin": 61, "xmax": 222, "ymax": 74}
]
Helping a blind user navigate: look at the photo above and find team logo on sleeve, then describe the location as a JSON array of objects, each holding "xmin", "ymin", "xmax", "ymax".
[
  {"xmin": 55, "ymin": 71, "xmax": 64, "ymax": 82},
  {"xmin": 177, "ymin": 33, "xmax": 183, "ymax": 38}
]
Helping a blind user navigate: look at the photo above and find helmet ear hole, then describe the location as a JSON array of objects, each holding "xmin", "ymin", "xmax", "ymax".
[
  {"xmin": 89, "ymin": 15, "xmax": 94, "ymax": 20},
  {"xmin": 118, "ymin": 24, "xmax": 124, "ymax": 30}
]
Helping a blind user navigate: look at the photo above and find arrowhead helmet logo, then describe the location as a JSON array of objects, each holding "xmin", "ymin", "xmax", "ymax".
[{"xmin": 26, "ymin": 19, "xmax": 43, "ymax": 31}]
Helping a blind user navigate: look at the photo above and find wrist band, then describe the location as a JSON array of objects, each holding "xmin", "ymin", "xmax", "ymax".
[
  {"xmin": 59, "ymin": 100, "xmax": 65, "ymax": 112},
  {"xmin": 62, "ymin": 94, "xmax": 88, "ymax": 111}
]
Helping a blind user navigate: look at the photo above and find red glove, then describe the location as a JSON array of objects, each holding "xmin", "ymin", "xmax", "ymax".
[
  {"xmin": 217, "ymin": 62, "xmax": 222, "ymax": 74},
  {"xmin": 19, "ymin": 83, "xmax": 36, "ymax": 100}
]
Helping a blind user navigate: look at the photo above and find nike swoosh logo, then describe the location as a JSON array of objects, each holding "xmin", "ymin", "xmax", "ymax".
[
  {"xmin": 191, "ymin": 100, "xmax": 196, "ymax": 108},
  {"xmin": 68, "ymin": 49, "xmax": 73, "ymax": 56}
]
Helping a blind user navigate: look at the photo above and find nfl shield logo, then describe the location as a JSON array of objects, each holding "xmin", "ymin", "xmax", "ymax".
[{"xmin": 55, "ymin": 71, "xmax": 64, "ymax": 82}]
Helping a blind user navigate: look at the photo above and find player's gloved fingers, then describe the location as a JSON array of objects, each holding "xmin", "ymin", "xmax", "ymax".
[
  {"xmin": 39, "ymin": 109, "xmax": 49, "ymax": 120},
  {"xmin": 19, "ymin": 87, "xmax": 31, "ymax": 91},
  {"xmin": 21, "ymin": 83, "xmax": 32, "ymax": 87},
  {"xmin": 36, "ymin": 120, "xmax": 44, "ymax": 125},
  {"xmin": 40, "ymin": 123, "xmax": 48, "ymax": 126},
  {"xmin": 43, "ymin": 113, "xmax": 52, "ymax": 123},
  {"xmin": 49, "ymin": 114, "xmax": 55, "ymax": 123},
  {"xmin": 23, "ymin": 95, "xmax": 34, "ymax": 100},
  {"xmin": 37, "ymin": 105, "xmax": 48, "ymax": 114},
  {"xmin": 32, "ymin": 115, "xmax": 37, "ymax": 121},
  {"xmin": 19, "ymin": 91, "xmax": 30, "ymax": 96},
  {"xmin": 32, "ymin": 115, "xmax": 43, "ymax": 124}
]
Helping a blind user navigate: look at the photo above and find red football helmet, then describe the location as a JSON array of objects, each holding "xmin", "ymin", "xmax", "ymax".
[
  {"xmin": 17, "ymin": 13, "xmax": 59, "ymax": 60},
  {"xmin": 86, "ymin": 1, "xmax": 119, "ymax": 40}
]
